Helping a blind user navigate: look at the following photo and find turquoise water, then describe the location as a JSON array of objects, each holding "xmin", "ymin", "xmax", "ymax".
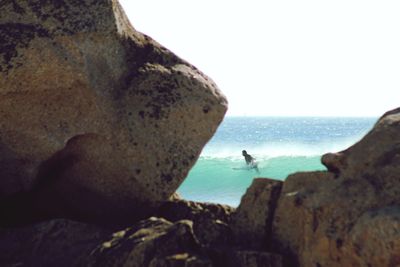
[{"xmin": 178, "ymin": 117, "xmax": 377, "ymax": 206}]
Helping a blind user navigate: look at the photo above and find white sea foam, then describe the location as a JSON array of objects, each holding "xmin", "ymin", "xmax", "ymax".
[{"xmin": 200, "ymin": 137, "xmax": 361, "ymax": 160}]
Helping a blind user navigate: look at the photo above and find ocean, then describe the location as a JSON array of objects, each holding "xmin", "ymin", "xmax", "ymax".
[{"xmin": 177, "ymin": 117, "xmax": 377, "ymax": 207}]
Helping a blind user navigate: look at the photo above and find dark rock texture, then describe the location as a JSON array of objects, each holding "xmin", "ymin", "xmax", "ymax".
[
  {"xmin": 0, "ymin": 199, "xmax": 284, "ymax": 267},
  {"xmin": 0, "ymin": 0, "xmax": 227, "ymax": 226},
  {"xmin": 1, "ymin": 217, "xmax": 210, "ymax": 267},
  {"xmin": 0, "ymin": 219, "xmax": 110, "ymax": 267},
  {"xmin": 231, "ymin": 178, "xmax": 282, "ymax": 249},
  {"xmin": 207, "ymin": 249, "xmax": 283, "ymax": 267},
  {"xmin": 157, "ymin": 199, "xmax": 235, "ymax": 247},
  {"xmin": 83, "ymin": 217, "xmax": 209, "ymax": 267}
]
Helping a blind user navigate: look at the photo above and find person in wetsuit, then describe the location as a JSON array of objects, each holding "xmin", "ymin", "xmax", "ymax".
[
  {"xmin": 242, "ymin": 150, "xmax": 260, "ymax": 173},
  {"xmin": 242, "ymin": 150, "xmax": 255, "ymax": 165}
]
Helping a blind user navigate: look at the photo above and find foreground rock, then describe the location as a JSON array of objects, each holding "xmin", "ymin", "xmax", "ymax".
[
  {"xmin": 83, "ymin": 217, "xmax": 210, "ymax": 267},
  {"xmin": 0, "ymin": 208, "xmax": 283, "ymax": 267},
  {"xmin": 157, "ymin": 199, "xmax": 235, "ymax": 247},
  {"xmin": 272, "ymin": 108, "xmax": 400, "ymax": 266},
  {"xmin": 0, "ymin": 0, "xmax": 227, "ymax": 226},
  {"xmin": 231, "ymin": 178, "xmax": 282, "ymax": 249},
  {"xmin": 0, "ymin": 219, "xmax": 110, "ymax": 267},
  {"xmin": 2, "ymin": 106, "xmax": 400, "ymax": 267},
  {"xmin": 1, "ymin": 217, "xmax": 209, "ymax": 267}
]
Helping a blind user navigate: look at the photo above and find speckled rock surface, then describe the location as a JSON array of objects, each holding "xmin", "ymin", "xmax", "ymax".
[
  {"xmin": 272, "ymin": 108, "xmax": 400, "ymax": 267},
  {"xmin": 0, "ymin": 0, "xmax": 227, "ymax": 226},
  {"xmin": 338, "ymin": 206, "xmax": 400, "ymax": 267}
]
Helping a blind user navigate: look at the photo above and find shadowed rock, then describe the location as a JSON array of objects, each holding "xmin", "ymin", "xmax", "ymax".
[
  {"xmin": 207, "ymin": 249, "xmax": 283, "ymax": 267},
  {"xmin": 0, "ymin": 0, "xmax": 227, "ymax": 226},
  {"xmin": 0, "ymin": 219, "xmax": 110, "ymax": 267},
  {"xmin": 82, "ymin": 217, "xmax": 209, "ymax": 267},
  {"xmin": 0, "ymin": 217, "xmax": 211, "ymax": 267},
  {"xmin": 231, "ymin": 178, "xmax": 282, "ymax": 250},
  {"xmin": 0, "ymin": 213, "xmax": 283, "ymax": 267},
  {"xmin": 157, "ymin": 199, "xmax": 235, "ymax": 247}
]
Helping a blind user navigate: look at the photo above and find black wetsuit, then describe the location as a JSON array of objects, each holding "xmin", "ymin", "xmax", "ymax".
[{"xmin": 244, "ymin": 154, "xmax": 254, "ymax": 165}]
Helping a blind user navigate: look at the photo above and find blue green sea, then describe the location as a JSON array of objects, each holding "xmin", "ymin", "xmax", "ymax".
[{"xmin": 178, "ymin": 117, "xmax": 376, "ymax": 206}]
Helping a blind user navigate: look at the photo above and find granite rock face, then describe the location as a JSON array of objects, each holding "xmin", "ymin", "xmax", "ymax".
[
  {"xmin": 0, "ymin": 0, "xmax": 227, "ymax": 226},
  {"xmin": 1, "ymin": 2, "xmax": 399, "ymax": 262},
  {"xmin": 272, "ymin": 108, "xmax": 400, "ymax": 266}
]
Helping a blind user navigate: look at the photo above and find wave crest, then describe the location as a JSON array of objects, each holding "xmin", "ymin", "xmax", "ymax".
[{"xmin": 200, "ymin": 140, "xmax": 357, "ymax": 160}]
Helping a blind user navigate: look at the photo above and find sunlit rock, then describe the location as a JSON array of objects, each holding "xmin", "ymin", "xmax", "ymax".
[
  {"xmin": 0, "ymin": 0, "xmax": 227, "ymax": 226},
  {"xmin": 272, "ymin": 108, "xmax": 400, "ymax": 266}
]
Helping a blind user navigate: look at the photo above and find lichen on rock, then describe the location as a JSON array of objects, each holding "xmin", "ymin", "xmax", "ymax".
[{"xmin": 0, "ymin": 0, "xmax": 227, "ymax": 226}]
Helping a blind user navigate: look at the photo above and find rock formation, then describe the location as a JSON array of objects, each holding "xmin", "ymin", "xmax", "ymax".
[
  {"xmin": 157, "ymin": 199, "xmax": 235, "ymax": 247},
  {"xmin": 1, "ymin": 1, "xmax": 400, "ymax": 267},
  {"xmin": 0, "ymin": 200, "xmax": 283, "ymax": 267},
  {"xmin": 2, "ymin": 104, "xmax": 400, "ymax": 267},
  {"xmin": 0, "ymin": 0, "xmax": 227, "ymax": 226},
  {"xmin": 272, "ymin": 109, "xmax": 400, "ymax": 266},
  {"xmin": 0, "ymin": 219, "xmax": 110, "ymax": 267},
  {"xmin": 83, "ymin": 217, "xmax": 208, "ymax": 267}
]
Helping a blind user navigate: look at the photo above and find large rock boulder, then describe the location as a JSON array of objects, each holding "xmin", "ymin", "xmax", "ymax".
[
  {"xmin": 0, "ymin": 0, "xmax": 227, "ymax": 226},
  {"xmin": 272, "ymin": 108, "xmax": 400, "ymax": 267}
]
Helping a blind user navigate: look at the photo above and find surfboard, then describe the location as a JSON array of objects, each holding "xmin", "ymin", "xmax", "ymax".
[
  {"xmin": 232, "ymin": 167, "xmax": 250, "ymax": 170},
  {"xmin": 232, "ymin": 162, "xmax": 259, "ymax": 171}
]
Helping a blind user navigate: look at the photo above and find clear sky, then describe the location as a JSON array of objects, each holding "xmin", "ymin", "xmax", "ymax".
[{"xmin": 119, "ymin": 0, "xmax": 400, "ymax": 117}]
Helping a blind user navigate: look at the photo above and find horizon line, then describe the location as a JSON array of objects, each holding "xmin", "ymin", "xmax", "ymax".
[{"xmin": 224, "ymin": 114, "xmax": 379, "ymax": 118}]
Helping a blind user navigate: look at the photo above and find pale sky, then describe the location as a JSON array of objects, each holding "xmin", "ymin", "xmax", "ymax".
[{"xmin": 119, "ymin": 0, "xmax": 400, "ymax": 117}]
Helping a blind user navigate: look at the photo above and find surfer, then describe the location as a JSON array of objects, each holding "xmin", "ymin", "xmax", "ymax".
[{"xmin": 242, "ymin": 150, "xmax": 259, "ymax": 173}]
